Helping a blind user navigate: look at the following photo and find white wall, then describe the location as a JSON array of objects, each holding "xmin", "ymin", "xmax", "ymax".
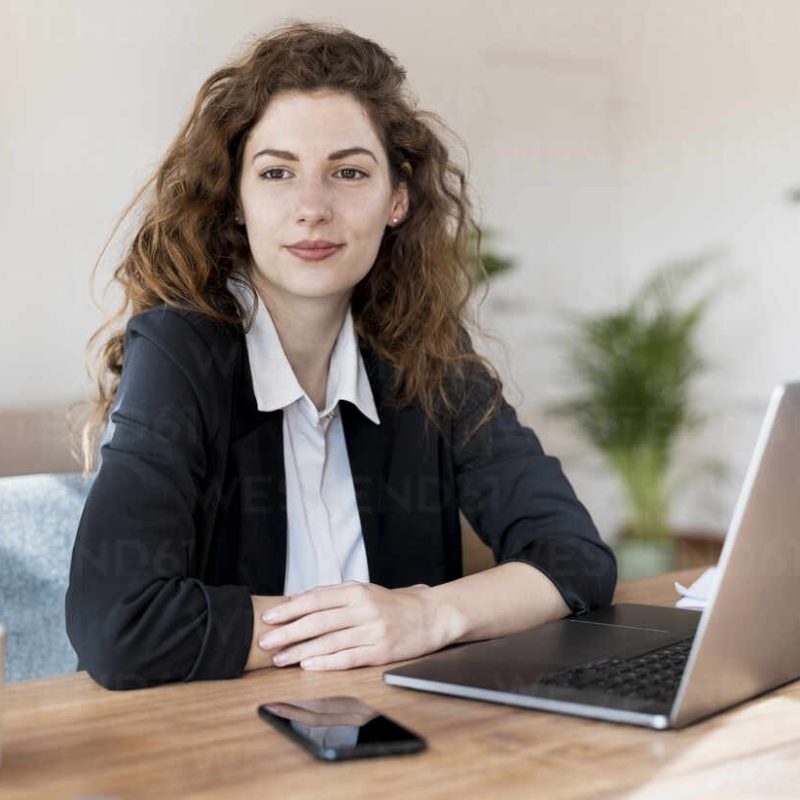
[
  {"xmin": 610, "ymin": 0, "xmax": 800, "ymax": 531},
  {"xmin": 4, "ymin": 1, "xmax": 799, "ymax": 540}
]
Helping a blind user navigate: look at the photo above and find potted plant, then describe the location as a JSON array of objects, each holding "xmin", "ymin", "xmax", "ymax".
[{"xmin": 548, "ymin": 254, "xmax": 721, "ymax": 579}]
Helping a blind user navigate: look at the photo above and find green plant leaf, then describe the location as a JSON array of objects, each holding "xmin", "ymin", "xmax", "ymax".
[{"xmin": 548, "ymin": 251, "xmax": 729, "ymax": 539}]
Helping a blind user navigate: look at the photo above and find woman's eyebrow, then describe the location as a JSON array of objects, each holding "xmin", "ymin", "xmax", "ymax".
[{"xmin": 252, "ymin": 146, "xmax": 377, "ymax": 164}]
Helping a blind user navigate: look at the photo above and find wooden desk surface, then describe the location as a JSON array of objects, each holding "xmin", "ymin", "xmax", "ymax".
[{"xmin": 3, "ymin": 568, "xmax": 799, "ymax": 799}]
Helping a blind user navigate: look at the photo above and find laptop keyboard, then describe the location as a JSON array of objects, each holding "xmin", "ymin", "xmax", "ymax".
[{"xmin": 537, "ymin": 636, "xmax": 695, "ymax": 703}]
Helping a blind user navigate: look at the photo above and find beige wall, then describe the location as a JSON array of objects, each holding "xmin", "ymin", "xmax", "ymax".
[
  {"xmin": 0, "ymin": 406, "xmax": 84, "ymax": 477},
  {"xmin": 3, "ymin": 1, "xmax": 799, "ymax": 540}
]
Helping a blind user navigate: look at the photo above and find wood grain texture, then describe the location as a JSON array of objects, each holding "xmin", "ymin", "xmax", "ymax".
[{"xmin": 3, "ymin": 568, "xmax": 799, "ymax": 799}]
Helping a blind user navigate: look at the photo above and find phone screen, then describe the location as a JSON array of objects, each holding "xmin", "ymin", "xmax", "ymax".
[{"xmin": 257, "ymin": 696, "xmax": 427, "ymax": 762}]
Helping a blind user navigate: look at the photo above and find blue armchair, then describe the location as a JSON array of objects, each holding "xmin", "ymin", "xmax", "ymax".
[{"xmin": 0, "ymin": 472, "xmax": 94, "ymax": 682}]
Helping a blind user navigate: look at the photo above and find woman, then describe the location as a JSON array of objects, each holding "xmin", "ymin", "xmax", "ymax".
[{"xmin": 66, "ymin": 20, "xmax": 616, "ymax": 691}]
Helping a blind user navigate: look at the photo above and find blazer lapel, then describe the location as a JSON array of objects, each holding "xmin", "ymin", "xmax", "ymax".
[
  {"xmin": 226, "ymin": 338, "xmax": 288, "ymax": 596},
  {"xmin": 250, "ymin": 411, "xmax": 287, "ymax": 594},
  {"xmin": 340, "ymin": 341, "xmax": 396, "ymax": 586}
]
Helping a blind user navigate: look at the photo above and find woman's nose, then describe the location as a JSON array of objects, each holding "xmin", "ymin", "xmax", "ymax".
[{"xmin": 295, "ymin": 176, "xmax": 333, "ymax": 224}]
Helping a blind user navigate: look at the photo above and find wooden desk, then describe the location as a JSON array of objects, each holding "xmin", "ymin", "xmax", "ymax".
[{"xmin": 3, "ymin": 568, "xmax": 799, "ymax": 799}]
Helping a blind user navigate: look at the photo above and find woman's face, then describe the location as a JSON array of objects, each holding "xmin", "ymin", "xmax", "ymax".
[{"xmin": 237, "ymin": 89, "xmax": 408, "ymax": 305}]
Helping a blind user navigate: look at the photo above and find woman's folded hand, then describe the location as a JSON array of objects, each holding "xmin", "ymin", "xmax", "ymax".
[{"xmin": 255, "ymin": 580, "xmax": 448, "ymax": 671}]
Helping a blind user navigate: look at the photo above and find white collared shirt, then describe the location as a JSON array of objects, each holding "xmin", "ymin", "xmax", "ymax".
[{"xmin": 226, "ymin": 277, "xmax": 380, "ymax": 596}]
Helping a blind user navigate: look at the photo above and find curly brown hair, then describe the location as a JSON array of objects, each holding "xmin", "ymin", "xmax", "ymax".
[{"xmin": 80, "ymin": 19, "xmax": 503, "ymax": 476}]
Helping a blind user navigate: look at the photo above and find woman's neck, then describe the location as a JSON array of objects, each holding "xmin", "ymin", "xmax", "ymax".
[{"xmin": 250, "ymin": 272, "xmax": 350, "ymax": 411}]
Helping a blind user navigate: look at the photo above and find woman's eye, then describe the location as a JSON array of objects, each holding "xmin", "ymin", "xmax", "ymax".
[
  {"xmin": 260, "ymin": 168, "xmax": 290, "ymax": 180},
  {"xmin": 336, "ymin": 167, "xmax": 368, "ymax": 180}
]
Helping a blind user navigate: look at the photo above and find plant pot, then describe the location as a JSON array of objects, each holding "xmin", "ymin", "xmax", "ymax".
[{"xmin": 614, "ymin": 536, "xmax": 676, "ymax": 581}]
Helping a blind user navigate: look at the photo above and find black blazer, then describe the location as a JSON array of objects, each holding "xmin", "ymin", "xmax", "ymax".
[{"xmin": 65, "ymin": 305, "xmax": 616, "ymax": 691}]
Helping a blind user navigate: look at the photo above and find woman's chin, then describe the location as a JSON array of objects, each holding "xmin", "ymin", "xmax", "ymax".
[{"xmin": 281, "ymin": 278, "xmax": 356, "ymax": 302}]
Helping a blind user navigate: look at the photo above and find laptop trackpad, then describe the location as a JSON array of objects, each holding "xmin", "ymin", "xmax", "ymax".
[{"xmin": 389, "ymin": 604, "xmax": 700, "ymax": 692}]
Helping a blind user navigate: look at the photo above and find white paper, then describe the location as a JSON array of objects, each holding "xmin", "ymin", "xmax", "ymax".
[{"xmin": 674, "ymin": 566, "xmax": 719, "ymax": 610}]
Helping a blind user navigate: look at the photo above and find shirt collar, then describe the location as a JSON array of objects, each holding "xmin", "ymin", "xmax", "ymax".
[{"xmin": 226, "ymin": 275, "xmax": 381, "ymax": 426}]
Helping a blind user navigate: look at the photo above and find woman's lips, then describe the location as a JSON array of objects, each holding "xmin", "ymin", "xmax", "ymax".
[{"xmin": 285, "ymin": 245, "xmax": 344, "ymax": 262}]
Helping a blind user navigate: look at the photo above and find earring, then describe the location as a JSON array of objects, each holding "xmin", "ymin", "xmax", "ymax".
[{"xmin": 391, "ymin": 217, "xmax": 399, "ymax": 224}]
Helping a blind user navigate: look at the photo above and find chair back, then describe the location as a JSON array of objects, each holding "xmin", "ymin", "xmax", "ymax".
[{"xmin": 0, "ymin": 472, "xmax": 94, "ymax": 681}]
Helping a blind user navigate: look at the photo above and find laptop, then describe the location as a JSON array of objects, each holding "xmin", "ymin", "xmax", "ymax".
[{"xmin": 384, "ymin": 383, "xmax": 800, "ymax": 729}]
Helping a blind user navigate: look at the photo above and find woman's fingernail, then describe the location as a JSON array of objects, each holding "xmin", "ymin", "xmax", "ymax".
[
  {"xmin": 273, "ymin": 653, "xmax": 289, "ymax": 665},
  {"xmin": 263, "ymin": 610, "xmax": 278, "ymax": 622}
]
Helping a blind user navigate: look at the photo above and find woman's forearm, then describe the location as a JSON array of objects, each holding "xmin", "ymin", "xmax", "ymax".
[
  {"xmin": 426, "ymin": 561, "xmax": 571, "ymax": 648},
  {"xmin": 243, "ymin": 563, "xmax": 570, "ymax": 673}
]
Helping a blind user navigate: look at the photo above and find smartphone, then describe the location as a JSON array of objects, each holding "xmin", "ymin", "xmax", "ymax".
[{"xmin": 257, "ymin": 696, "xmax": 427, "ymax": 762}]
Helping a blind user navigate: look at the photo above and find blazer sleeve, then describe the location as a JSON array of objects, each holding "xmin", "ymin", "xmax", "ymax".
[
  {"xmin": 65, "ymin": 307, "xmax": 253, "ymax": 690},
  {"xmin": 451, "ymin": 343, "xmax": 617, "ymax": 615}
]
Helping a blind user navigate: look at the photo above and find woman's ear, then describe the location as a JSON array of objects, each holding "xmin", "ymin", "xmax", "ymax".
[{"xmin": 390, "ymin": 179, "xmax": 410, "ymax": 226}]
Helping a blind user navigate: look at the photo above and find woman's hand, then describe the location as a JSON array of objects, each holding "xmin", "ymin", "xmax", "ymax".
[{"xmin": 256, "ymin": 580, "xmax": 449, "ymax": 671}]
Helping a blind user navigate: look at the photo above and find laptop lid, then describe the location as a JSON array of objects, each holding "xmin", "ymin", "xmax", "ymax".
[{"xmin": 670, "ymin": 382, "xmax": 800, "ymax": 727}]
